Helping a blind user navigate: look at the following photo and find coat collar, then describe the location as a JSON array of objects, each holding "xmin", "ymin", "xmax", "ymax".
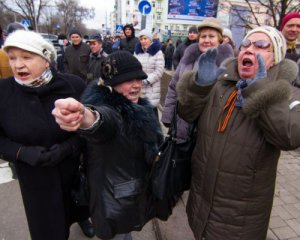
[{"xmin": 134, "ymin": 39, "xmax": 162, "ymax": 55}]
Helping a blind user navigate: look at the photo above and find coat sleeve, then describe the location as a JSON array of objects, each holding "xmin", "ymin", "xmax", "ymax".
[
  {"xmin": 172, "ymin": 44, "xmax": 183, "ymax": 70},
  {"xmin": 145, "ymin": 51, "xmax": 165, "ymax": 85},
  {"xmin": 0, "ymin": 128, "xmax": 22, "ymax": 162},
  {"xmin": 161, "ymin": 64, "xmax": 181, "ymax": 125},
  {"xmin": 78, "ymin": 105, "xmax": 122, "ymax": 144},
  {"xmin": 242, "ymin": 77, "xmax": 300, "ymax": 150},
  {"xmin": 176, "ymin": 70, "xmax": 214, "ymax": 123}
]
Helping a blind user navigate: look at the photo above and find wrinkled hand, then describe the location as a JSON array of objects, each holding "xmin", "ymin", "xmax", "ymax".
[
  {"xmin": 197, "ymin": 48, "xmax": 226, "ymax": 86},
  {"xmin": 52, "ymin": 98, "xmax": 85, "ymax": 132}
]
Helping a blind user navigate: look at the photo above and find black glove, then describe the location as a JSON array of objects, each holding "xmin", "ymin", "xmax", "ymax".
[
  {"xmin": 197, "ymin": 48, "xmax": 226, "ymax": 86},
  {"xmin": 17, "ymin": 146, "xmax": 50, "ymax": 167},
  {"xmin": 17, "ymin": 142, "xmax": 73, "ymax": 167}
]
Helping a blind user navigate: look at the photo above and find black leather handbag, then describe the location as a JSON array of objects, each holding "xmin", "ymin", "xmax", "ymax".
[
  {"xmin": 71, "ymin": 160, "xmax": 89, "ymax": 206},
  {"xmin": 151, "ymin": 105, "xmax": 197, "ymax": 200}
]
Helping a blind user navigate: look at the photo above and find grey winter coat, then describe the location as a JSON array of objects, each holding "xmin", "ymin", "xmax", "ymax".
[
  {"xmin": 161, "ymin": 43, "xmax": 233, "ymax": 142},
  {"xmin": 176, "ymin": 58, "xmax": 300, "ymax": 240}
]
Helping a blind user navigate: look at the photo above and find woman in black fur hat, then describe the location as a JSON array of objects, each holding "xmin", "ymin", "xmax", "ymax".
[{"xmin": 52, "ymin": 51, "xmax": 165, "ymax": 240}]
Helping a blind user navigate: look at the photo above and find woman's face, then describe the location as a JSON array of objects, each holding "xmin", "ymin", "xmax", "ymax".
[
  {"xmin": 198, "ymin": 28, "xmax": 221, "ymax": 52},
  {"xmin": 238, "ymin": 32, "xmax": 274, "ymax": 79},
  {"xmin": 113, "ymin": 79, "xmax": 142, "ymax": 103},
  {"xmin": 139, "ymin": 36, "xmax": 152, "ymax": 49},
  {"xmin": 7, "ymin": 47, "xmax": 49, "ymax": 81}
]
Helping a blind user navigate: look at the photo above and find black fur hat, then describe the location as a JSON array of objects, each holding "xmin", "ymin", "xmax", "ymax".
[{"xmin": 101, "ymin": 51, "xmax": 147, "ymax": 87}]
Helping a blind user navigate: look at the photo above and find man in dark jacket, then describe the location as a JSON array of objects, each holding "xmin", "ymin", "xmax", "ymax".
[
  {"xmin": 172, "ymin": 26, "xmax": 198, "ymax": 70},
  {"xmin": 164, "ymin": 38, "xmax": 175, "ymax": 70},
  {"xmin": 120, "ymin": 24, "xmax": 139, "ymax": 54},
  {"xmin": 86, "ymin": 33, "xmax": 108, "ymax": 84},
  {"xmin": 63, "ymin": 28, "xmax": 90, "ymax": 81},
  {"xmin": 280, "ymin": 12, "xmax": 300, "ymax": 62}
]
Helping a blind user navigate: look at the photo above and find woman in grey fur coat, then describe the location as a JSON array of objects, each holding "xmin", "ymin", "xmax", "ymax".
[{"xmin": 176, "ymin": 26, "xmax": 300, "ymax": 240}]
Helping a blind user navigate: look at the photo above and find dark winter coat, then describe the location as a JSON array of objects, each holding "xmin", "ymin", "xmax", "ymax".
[
  {"xmin": 172, "ymin": 38, "xmax": 197, "ymax": 70},
  {"xmin": 79, "ymin": 82, "xmax": 163, "ymax": 239},
  {"xmin": 0, "ymin": 71, "xmax": 89, "ymax": 240},
  {"xmin": 87, "ymin": 49, "xmax": 108, "ymax": 83},
  {"xmin": 176, "ymin": 58, "xmax": 300, "ymax": 240},
  {"xmin": 64, "ymin": 41, "xmax": 90, "ymax": 80},
  {"xmin": 285, "ymin": 48, "xmax": 300, "ymax": 63},
  {"xmin": 164, "ymin": 43, "xmax": 175, "ymax": 60},
  {"xmin": 161, "ymin": 43, "xmax": 234, "ymax": 142},
  {"xmin": 120, "ymin": 24, "xmax": 139, "ymax": 54}
]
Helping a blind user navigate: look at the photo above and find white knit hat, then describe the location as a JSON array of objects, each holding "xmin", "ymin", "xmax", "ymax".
[
  {"xmin": 3, "ymin": 30, "xmax": 57, "ymax": 63},
  {"xmin": 223, "ymin": 28, "xmax": 233, "ymax": 41},
  {"xmin": 244, "ymin": 26, "xmax": 286, "ymax": 65},
  {"xmin": 138, "ymin": 29, "xmax": 153, "ymax": 41}
]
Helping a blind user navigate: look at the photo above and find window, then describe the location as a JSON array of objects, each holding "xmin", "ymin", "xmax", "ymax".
[
  {"xmin": 165, "ymin": 26, "xmax": 168, "ymax": 30},
  {"xmin": 176, "ymin": 25, "xmax": 179, "ymax": 31}
]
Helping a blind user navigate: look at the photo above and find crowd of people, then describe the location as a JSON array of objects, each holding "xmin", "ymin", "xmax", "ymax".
[{"xmin": 0, "ymin": 12, "xmax": 300, "ymax": 240}]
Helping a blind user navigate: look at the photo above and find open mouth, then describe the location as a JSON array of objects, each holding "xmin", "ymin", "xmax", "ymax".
[
  {"xmin": 129, "ymin": 90, "xmax": 140, "ymax": 98},
  {"xmin": 242, "ymin": 58, "xmax": 253, "ymax": 67},
  {"xmin": 18, "ymin": 72, "xmax": 30, "ymax": 77}
]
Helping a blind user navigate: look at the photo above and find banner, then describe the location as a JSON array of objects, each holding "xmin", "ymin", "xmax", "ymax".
[{"xmin": 167, "ymin": 0, "xmax": 219, "ymax": 21}]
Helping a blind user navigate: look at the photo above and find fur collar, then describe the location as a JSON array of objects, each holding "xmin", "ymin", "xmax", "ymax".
[
  {"xmin": 81, "ymin": 80, "xmax": 163, "ymax": 144},
  {"xmin": 134, "ymin": 39, "xmax": 162, "ymax": 55}
]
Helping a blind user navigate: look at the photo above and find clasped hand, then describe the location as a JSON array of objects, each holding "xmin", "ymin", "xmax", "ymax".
[{"xmin": 52, "ymin": 97, "xmax": 85, "ymax": 132}]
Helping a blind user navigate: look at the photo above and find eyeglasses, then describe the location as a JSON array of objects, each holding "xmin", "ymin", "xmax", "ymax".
[{"xmin": 240, "ymin": 39, "xmax": 272, "ymax": 50}]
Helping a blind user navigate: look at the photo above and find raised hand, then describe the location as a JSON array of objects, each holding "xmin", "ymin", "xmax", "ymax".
[
  {"xmin": 254, "ymin": 53, "xmax": 267, "ymax": 81},
  {"xmin": 197, "ymin": 48, "xmax": 226, "ymax": 86}
]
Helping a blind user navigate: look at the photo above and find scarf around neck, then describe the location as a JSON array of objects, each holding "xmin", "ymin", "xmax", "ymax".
[{"xmin": 14, "ymin": 68, "xmax": 53, "ymax": 88}]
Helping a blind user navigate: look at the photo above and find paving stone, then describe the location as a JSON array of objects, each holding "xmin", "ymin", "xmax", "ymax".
[
  {"xmin": 267, "ymin": 229, "xmax": 279, "ymax": 240},
  {"xmin": 270, "ymin": 216, "xmax": 287, "ymax": 228},
  {"xmin": 286, "ymin": 219, "xmax": 300, "ymax": 236},
  {"xmin": 272, "ymin": 226, "xmax": 297, "ymax": 239},
  {"xmin": 273, "ymin": 205, "xmax": 294, "ymax": 220}
]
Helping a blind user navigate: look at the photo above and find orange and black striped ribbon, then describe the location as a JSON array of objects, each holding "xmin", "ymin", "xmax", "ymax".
[{"xmin": 217, "ymin": 89, "xmax": 238, "ymax": 132}]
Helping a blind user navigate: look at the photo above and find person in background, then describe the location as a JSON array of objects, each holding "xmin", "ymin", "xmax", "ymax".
[
  {"xmin": 52, "ymin": 50, "xmax": 164, "ymax": 240},
  {"xmin": 280, "ymin": 12, "xmax": 300, "ymax": 62},
  {"xmin": 0, "ymin": 30, "xmax": 94, "ymax": 240},
  {"xmin": 134, "ymin": 29, "xmax": 164, "ymax": 118},
  {"xmin": 176, "ymin": 25, "xmax": 300, "ymax": 240},
  {"xmin": 120, "ymin": 24, "xmax": 138, "ymax": 54},
  {"xmin": 164, "ymin": 38, "xmax": 175, "ymax": 70},
  {"xmin": 112, "ymin": 35, "xmax": 121, "ymax": 52},
  {"xmin": 63, "ymin": 28, "xmax": 90, "ymax": 81},
  {"xmin": 223, "ymin": 27, "xmax": 239, "ymax": 57},
  {"xmin": 86, "ymin": 33, "xmax": 108, "ymax": 84},
  {"xmin": 172, "ymin": 26, "xmax": 198, "ymax": 70},
  {"xmin": 162, "ymin": 17, "xmax": 233, "ymax": 143},
  {"xmin": 0, "ymin": 26, "xmax": 4, "ymax": 48},
  {"xmin": 56, "ymin": 33, "xmax": 69, "ymax": 73},
  {"xmin": 0, "ymin": 22, "xmax": 25, "ymax": 79}
]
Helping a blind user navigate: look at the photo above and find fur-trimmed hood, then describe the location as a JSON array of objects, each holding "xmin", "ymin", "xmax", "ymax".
[{"xmin": 134, "ymin": 39, "xmax": 162, "ymax": 55}]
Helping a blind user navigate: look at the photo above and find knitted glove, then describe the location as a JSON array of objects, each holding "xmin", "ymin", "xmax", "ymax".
[
  {"xmin": 246, "ymin": 53, "xmax": 267, "ymax": 86},
  {"xmin": 196, "ymin": 48, "xmax": 226, "ymax": 86}
]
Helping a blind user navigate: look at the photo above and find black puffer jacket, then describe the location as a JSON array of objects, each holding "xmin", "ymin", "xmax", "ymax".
[{"xmin": 80, "ymin": 82, "xmax": 164, "ymax": 239}]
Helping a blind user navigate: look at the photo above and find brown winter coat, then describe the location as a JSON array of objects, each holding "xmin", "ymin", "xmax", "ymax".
[
  {"xmin": 176, "ymin": 58, "xmax": 300, "ymax": 240},
  {"xmin": 0, "ymin": 49, "xmax": 13, "ymax": 78}
]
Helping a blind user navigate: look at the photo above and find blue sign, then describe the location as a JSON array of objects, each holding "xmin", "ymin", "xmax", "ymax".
[
  {"xmin": 167, "ymin": 0, "xmax": 219, "ymax": 21},
  {"xmin": 115, "ymin": 24, "xmax": 124, "ymax": 34},
  {"xmin": 138, "ymin": 1, "xmax": 152, "ymax": 15},
  {"xmin": 21, "ymin": 19, "xmax": 31, "ymax": 27}
]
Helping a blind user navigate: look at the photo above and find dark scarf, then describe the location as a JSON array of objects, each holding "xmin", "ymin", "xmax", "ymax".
[{"xmin": 134, "ymin": 39, "xmax": 162, "ymax": 55}]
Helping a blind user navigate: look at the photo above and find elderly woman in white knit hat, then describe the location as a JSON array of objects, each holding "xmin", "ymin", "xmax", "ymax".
[
  {"xmin": 0, "ymin": 30, "xmax": 95, "ymax": 239},
  {"xmin": 134, "ymin": 29, "xmax": 164, "ymax": 119},
  {"xmin": 222, "ymin": 27, "xmax": 239, "ymax": 57},
  {"xmin": 176, "ymin": 25, "xmax": 300, "ymax": 239}
]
